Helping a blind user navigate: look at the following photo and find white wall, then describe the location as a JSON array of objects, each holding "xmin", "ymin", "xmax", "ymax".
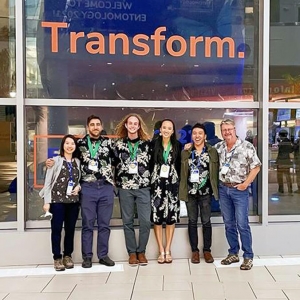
[{"xmin": 1, "ymin": 223, "xmax": 300, "ymax": 266}]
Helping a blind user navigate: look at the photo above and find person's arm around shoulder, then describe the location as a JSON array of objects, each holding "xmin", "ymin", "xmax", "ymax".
[
  {"xmin": 178, "ymin": 149, "xmax": 189, "ymax": 201},
  {"xmin": 71, "ymin": 158, "xmax": 81, "ymax": 195}
]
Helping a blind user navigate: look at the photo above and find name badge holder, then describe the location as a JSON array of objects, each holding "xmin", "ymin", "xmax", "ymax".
[
  {"xmin": 160, "ymin": 164, "xmax": 170, "ymax": 178},
  {"xmin": 190, "ymin": 169, "xmax": 200, "ymax": 183},
  {"xmin": 129, "ymin": 161, "xmax": 138, "ymax": 174},
  {"xmin": 87, "ymin": 136, "xmax": 101, "ymax": 173},
  {"xmin": 88, "ymin": 160, "xmax": 99, "ymax": 172},
  {"xmin": 66, "ymin": 181, "xmax": 74, "ymax": 195},
  {"xmin": 221, "ymin": 163, "xmax": 230, "ymax": 175}
]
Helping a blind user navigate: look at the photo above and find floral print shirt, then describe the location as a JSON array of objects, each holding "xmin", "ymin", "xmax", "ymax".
[
  {"xmin": 187, "ymin": 147, "xmax": 211, "ymax": 196},
  {"xmin": 215, "ymin": 138, "xmax": 262, "ymax": 183},
  {"xmin": 114, "ymin": 138, "xmax": 152, "ymax": 189},
  {"xmin": 51, "ymin": 160, "xmax": 80, "ymax": 203},
  {"xmin": 77, "ymin": 135, "xmax": 114, "ymax": 184}
]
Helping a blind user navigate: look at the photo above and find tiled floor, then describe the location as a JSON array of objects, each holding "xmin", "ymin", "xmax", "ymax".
[{"xmin": 1, "ymin": 256, "xmax": 300, "ymax": 299}]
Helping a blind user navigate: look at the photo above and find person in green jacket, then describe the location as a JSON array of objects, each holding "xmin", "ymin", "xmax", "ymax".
[{"xmin": 179, "ymin": 123, "xmax": 219, "ymax": 264}]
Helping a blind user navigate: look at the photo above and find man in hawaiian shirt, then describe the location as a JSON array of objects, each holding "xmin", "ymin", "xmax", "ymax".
[
  {"xmin": 77, "ymin": 115, "xmax": 115, "ymax": 268},
  {"xmin": 215, "ymin": 118, "xmax": 261, "ymax": 270},
  {"xmin": 114, "ymin": 113, "xmax": 152, "ymax": 266}
]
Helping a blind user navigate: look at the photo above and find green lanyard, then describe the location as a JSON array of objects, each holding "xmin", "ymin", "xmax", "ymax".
[
  {"xmin": 87, "ymin": 136, "xmax": 101, "ymax": 159},
  {"xmin": 128, "ymin": 141, "xmax": 139, "ymax": 161},
  {"xmin": 162, "ymin": 141, "xmax": 171, "ymax": 164}
]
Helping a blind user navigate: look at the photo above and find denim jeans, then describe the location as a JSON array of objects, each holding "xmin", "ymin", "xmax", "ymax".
[
  {"xmin": 186, "ymin": 194, "xmax": 212, "ymax": 253},
  {"xmin": 219, "ymin": 185, "xmax": 253, "ymax": 259}
]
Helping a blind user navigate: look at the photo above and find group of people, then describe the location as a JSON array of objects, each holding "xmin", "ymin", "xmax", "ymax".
[{"xmin": 40, "ymin": 114, "xmax": 261, "ymax": 272}]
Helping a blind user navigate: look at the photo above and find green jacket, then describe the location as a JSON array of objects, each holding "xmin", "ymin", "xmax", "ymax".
[{"xmin": 179, "ymin": 143, "xmax": 219, "ymax": 201}]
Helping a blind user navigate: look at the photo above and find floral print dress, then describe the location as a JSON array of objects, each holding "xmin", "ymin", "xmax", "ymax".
[{"xmin": 151, "ymin": 148, "xmax": 180, "ymax": 225}]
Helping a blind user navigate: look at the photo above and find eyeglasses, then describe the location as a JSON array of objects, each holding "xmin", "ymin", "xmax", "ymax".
[
  {"xmin": 221, "ymin": 128, "xmax": 235, "ymax": 133},
  {"xmin": 40, "ymin": 211, "xmax": 53, "ymax": 221}
]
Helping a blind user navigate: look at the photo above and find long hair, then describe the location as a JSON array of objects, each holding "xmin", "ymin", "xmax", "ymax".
[
  {"xmin": 154, "ymin": 119, "xmax": 179, "ymax": 164},
  {"xmin": 59, "ymin": 134, "xmax": 79, "ymax": 158},
  {"xmin": 115, "ymin": 113, "xmax": 150, "ymax": 140}
]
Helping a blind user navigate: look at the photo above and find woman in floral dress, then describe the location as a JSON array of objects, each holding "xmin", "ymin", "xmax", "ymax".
[{"xmin": 151, "ymin": 119, "xmax": 181, "ymax": 263}]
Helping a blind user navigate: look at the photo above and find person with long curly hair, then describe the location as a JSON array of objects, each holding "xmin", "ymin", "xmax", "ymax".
[
  {"xmin": 151, "ymin": 119, "xmax": 181, "ymax": 264},
  {"xmin": 114, "ymin": 113, "xmax": 152, "ymax": 266}
]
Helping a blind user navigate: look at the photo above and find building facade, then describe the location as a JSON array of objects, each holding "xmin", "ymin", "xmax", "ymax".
[{"xmin": 0, "ymin": 0, "xmax": 300, "ymax": 265}]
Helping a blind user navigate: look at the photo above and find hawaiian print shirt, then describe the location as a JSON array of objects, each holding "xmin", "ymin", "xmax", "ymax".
[
  {"xmin": 51, "ymin": 160, "xmax": 80, "ymax": 203},
  {"xmin": 187, "ymin": 147, "xmax": 211, "ymax": 196},
  {"xmin": 77, "ymin": 135, "xmax": 114, "ymax": 184},
  {"xmin": 215, "ymin": 138, "xmax": 261, "ymax": 183},
  {"xmin": 114, "ymin": 138, "xmax": 152, "ymax": 189}
]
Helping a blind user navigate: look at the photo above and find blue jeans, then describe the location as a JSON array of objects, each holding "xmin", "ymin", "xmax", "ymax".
[{"xmin": 219, "ymin": 185, "xmax": 253, "ymax": 259}]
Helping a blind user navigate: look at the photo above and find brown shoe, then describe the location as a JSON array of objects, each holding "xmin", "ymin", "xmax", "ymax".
[
  {"xmin": 203, "ymin": 251, "xmax": 214, "ymax": 263},
  {"xmin": 137, "ymin": 253, "xmax": 148, "ymax": 266},
  {"xmin": 191, "ymin": 251, "xmax": 200, "ymax": 264},
  {"xmin": 128, "ymin": 253, "xmax": 139, "ymax": 266}
]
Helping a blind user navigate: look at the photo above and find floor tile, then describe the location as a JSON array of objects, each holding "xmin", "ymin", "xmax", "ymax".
[
  {"xmin": 193, "ymin": 282, "xmax": 225, "ymax": 299},
  {"xmin": 223, "ymin": 282, "xmax": 256, "ymax": 299},
  {"xmin": 132, "ymin": 290, "xmax": 194, "ymax": 300},
  {"xmin": 137, "ymin": 260, "xmax": 190, "ymax": 276},
  {"xmin": 69, "ymin": 283, "xmax": 133, "ymax": 300},
  {"xmin": 4, "ymin": 293, "xmax": 69, "ymax": 300},
  {"xmin": 217, "ymin": 266, "xmax": 275, "ymax": 283},
  {"xmin": 254, "ymin": 289, "xmax": 287, "ymax": 299},
  {"xmin": 282, "ymin": 289, "xmax": 300, "ymax": 300},
  {"xmin": 134, "ymin": 275, "xmax": 163, "ymax": 291},
  {"xmin": 0, "ymin": 293, "xmax": 7, "ymax": 300},
  {"xmin": 0, "ymin": 277, "xmax": 52, "ymax": 293},
  {"xmin": 164, "ymin": 281, "xmax": 192, "ymax": 291}
]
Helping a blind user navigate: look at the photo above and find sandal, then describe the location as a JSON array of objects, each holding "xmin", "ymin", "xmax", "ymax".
[
  {"xmin": 157, "ymin": 252, "xmax": 165, "ymax": 264},
  {"xmin": 165, "ymin": 251, "xmax": 172, "ymax": 263}
]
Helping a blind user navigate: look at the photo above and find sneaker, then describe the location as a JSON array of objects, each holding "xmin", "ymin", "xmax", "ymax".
[
  {"xmin": 191, "ymin": 251, "xmax": 200, "ymax": 264},
  {"xmin": 240, "ymin": 258, "xmax": 253, "ymax": 270},
  {"xmin": 137, "ymin": 253, "xmax": 148, "ymax": 266},
  {"xmin": 54, "ymin": 259, "xmax": 65, "ymax": 271},
  {"xmin": 82, "ymin": 257, "xmax": 92, "ymax": 268},
  {"xmin": 221, "ymin": 254, "xmax": 239, "ymax": 265},
  {"xmin": 203, "ymin": 251, "xmax": 214, "ymax": 263},
  {"xmin": 99, "ymin": 255, "xmax": 115, "ymax": 267},
  {"xmin": 63, "ymin": 256, "xmax": 74, "ymax": 269},
  {"xmin": 129, "ymin": 253, "xmax": 139, "ymax": 266}
]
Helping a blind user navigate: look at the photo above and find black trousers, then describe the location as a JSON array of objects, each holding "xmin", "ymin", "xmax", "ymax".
[
  {"xmin": 50, "ymin": 202, "xmax": 80, "ymax": 260},
  {"xmin": 186, "ymin": 194, "xmax": 212, "ymax": 253}
]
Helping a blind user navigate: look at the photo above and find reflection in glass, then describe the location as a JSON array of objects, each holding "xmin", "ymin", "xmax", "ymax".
[
  {"xmin": 0, "ymin": 0, "xmax": 15, "ymax": 98},
  {"xmin": 25, "ymin": 0, "xmax": 257, "ymax": 101},
  {"xmin": 0, "ymin": 106, "xmax": 17, "ymax": 222},
  {"xmin": 269, "ymin": 109, "xmax": 300, "ymax": 215},
  {"xmin": 270, "ymin": 1, "xmax": 300, "ymax": 102},
  {"xmin": 26, "ymin": 106, "xmax": 258, "ymax": 220}
]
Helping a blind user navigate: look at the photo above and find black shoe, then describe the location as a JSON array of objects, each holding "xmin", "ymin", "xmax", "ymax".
[
  {"xmin": 82, "ymin": 257, "xmax": 92, "ymax": 268},
  {"xmin": 99, "ymin": 255, "xmax": 115, "ymax": 267}
]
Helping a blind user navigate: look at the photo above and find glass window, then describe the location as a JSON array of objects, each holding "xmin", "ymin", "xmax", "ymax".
[
  {"xmin": 25, "ymin": 0, "xmax": 258, "ymax": 101},
  {"xmin": 0, "ymin": 106, "xmax": 16, "ymax": 222},
  {"xmin": 0, "ymin": 0, "xmax": 15, "ymax": 98},
  {"xmin": 268, "ymin": 109, "xmax": 300, "ymax": 215},
  {"xmin": 270, "ymin": 0, "xmax": 300, "ymax": 102},
  {"xmin": 26, "ymin": 106, "xmax": 259, "ymax": 221}
]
